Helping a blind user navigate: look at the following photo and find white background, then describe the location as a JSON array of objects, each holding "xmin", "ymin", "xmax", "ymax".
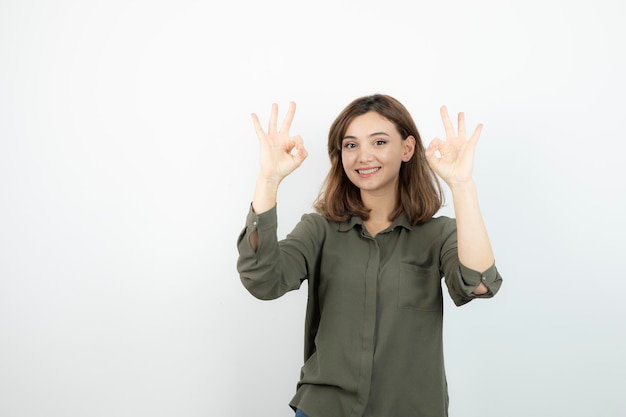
[{"xmin": 1, "ymin": 0, "xmax": 625, "ymax": 416}]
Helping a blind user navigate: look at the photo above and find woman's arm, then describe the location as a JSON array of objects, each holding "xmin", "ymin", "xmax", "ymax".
[
  {"xmin": 425, "ymin": 106, "xmax": 494, "ymax": 295},
  {"xmin": 249, "ymin": 102, "xmax": 308, "ymax": 250},
  {"xmin": 448, "ymin": 181, "xmax": 494, "ymax": 294}
]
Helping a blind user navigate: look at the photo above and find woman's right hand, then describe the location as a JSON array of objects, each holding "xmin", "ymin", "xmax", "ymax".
[{"xmin": 252, "ymin": 102, "xmax": 308, "ymax": 185}]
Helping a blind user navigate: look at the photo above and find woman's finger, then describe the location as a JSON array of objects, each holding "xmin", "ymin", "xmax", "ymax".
[
  {"xmin": 251, "ymin": 113, "xmax": 265, "ymax": 139},
  {"xmin": 468, "ymin": 123, "xmax": 483, "ymax": 147},
  {"xmin": 280, "ymin": 101, "xmax": 296, "ymax": 133},
  {"xmin": 292, "ymin": 135, "xmax": 308, "ymax": 163},
  {"xmin": 425, "ymin": 137, "xmax": 443, "ymax": 160},
  {"xmin": 440, "ymin": 106, "xmax": 455, "ymax": 139},
  {"xmin": 458, "ymin": 112, "xmax": 466, "ymax": 139},
  {"xmin": 268, "ymin": 103, "xmax": 279, "ymax": 133}
]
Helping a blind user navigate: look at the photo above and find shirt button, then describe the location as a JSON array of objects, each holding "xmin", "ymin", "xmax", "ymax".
[
  {"xmin": 481, "ymin": 276, "xmax": 487, "ymax": 281},
  {"xmin": 252, "ymin": 221, "xmax": 257, "ymax": 226}
]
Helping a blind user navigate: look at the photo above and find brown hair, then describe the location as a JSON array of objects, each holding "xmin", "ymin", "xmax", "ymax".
[{"xmin": 313, "ymin": 94, "xmax": 444, "ymax": 225}]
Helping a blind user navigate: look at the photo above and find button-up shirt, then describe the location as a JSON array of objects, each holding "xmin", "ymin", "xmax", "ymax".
[{"xmin": 237, "ymin": 205, "xmax": 502, "ymax": 417}]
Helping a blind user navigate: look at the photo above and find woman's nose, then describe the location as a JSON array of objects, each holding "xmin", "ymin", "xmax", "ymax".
[{"xmin": 357, "ymin": 145, "xmax": 374, "ymax": 162}]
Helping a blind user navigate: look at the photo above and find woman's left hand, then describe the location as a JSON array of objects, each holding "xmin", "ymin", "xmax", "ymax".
[{"xmin": 425, "ymin": 106, "xmax": 482, "ymax": 187}]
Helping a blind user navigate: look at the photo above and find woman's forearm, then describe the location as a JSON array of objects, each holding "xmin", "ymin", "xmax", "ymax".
[{"xmin": 450, "ymin": 180, "xmax": 495, "ymax": 274}]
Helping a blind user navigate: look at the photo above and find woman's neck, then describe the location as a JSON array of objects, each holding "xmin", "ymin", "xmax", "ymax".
[{"xmin": 361, "ymin": 189, "xmax": 397, "ymax": 235}]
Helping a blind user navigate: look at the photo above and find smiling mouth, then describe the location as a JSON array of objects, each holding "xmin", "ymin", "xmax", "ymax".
[{"xmin": 357, "ymin": 167, "xmax": 380, "ymax": 175}]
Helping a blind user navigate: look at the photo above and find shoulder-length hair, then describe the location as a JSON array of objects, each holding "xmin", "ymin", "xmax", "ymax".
[{"xmin": 313, "ymin": 94, "xmax": 444, "ymax": 225}]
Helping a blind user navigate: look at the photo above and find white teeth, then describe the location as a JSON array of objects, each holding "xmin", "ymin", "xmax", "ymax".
[{"xmin": 358, "ymin": 168, "xmax": 379, "ymax": 175}]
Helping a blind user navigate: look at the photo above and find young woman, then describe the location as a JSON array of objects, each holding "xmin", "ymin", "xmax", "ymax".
[{"xmin": 237, "ymin": 94, "xmax": 503, "ymax": 417}]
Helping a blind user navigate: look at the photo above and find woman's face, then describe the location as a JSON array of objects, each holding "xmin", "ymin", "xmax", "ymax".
[{"xmin": 341, "ymin": 111, "xmax": 415, "ymax": 197}]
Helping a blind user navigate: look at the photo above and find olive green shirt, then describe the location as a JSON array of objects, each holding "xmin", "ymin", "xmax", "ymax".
[{"xmin": 237, "ymin": 205, "xmax": 502, "ymax": 417}]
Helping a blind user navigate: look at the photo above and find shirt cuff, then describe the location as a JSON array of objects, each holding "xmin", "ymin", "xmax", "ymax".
[
  {"xmin": 246, "ymin": 204, "xmax": 278, "ymax": 233},
  {"xmin": 459, "ymin": 262, "xmax": 500, "ymax": 297}
]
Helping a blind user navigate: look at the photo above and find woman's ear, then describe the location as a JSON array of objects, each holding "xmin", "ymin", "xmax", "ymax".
[{"xmin": 402, "ymin": 135, "xmax": 416, "ymax": 162}]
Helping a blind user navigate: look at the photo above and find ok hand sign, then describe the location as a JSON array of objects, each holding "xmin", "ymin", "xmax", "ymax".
[
  {"xmin": 425, "ymin": 106, "xmax": 483, "ymax": 188},
  {"xmin": 252, "ymin": 102, "xmax": 308, "ymax": 184}
]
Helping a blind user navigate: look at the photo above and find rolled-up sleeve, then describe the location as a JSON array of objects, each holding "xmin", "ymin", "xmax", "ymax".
[
  {"xmin": 236, "ymin": 205, "xmax": 320, "ymax": 300},
  {"xmin": 439, "ymin": 218, "xmax": 503, "ymax": 306},
  {"xmin": 451, "ymin": 262, "xmax": 503, "ymax": 305}
]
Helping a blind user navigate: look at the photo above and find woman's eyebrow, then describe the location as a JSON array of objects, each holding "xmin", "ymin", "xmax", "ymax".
[{"xmin": 342, "ymin": 132, "xmax": 391, "ymax": 140}]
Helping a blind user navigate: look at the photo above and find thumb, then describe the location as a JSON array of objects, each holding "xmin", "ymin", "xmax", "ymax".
[
  {"xmin": 292, "ymin": 135, "xmax": 308, "ymax": 165},
  {"xmin": 425, "ymin": 138, "xmax": 442, "ymax": 165}
]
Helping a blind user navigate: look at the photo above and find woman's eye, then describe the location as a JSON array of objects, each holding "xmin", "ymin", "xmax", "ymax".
[
  {"xmin": 344, "ymin": 143, "xmax": 356, "ymax": 149},
  {"xmin": 375, "ymin": 140, "xmax": 387, "ymax": 146}
]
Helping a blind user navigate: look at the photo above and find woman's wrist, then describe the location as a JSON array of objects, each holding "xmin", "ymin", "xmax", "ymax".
[
  {"xmin": 447, "ymin": 179, "xmax": 477, "ymax": 195},
  {"xmin": 252, "ymin": 176, "xmax": 281, "ymax": 214}
]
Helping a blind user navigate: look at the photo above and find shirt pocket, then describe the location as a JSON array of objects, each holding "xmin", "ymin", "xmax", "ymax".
[{"xmin": 397, "ymin": 263, "xmax": 443, "ymax": 312}]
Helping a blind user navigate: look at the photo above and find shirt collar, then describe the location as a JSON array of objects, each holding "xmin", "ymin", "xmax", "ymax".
[{"xmin": 337, "ymin": 212, "xmax": 413, "ymax": 233}]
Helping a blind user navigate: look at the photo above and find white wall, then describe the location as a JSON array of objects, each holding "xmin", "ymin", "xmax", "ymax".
[{"xmin": 1, "ymin": 0, "xmax": 624, "ymax": 416}]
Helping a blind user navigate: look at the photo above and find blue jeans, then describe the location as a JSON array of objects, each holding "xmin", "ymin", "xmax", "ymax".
[{"xmin": 295, "ymin": 409, "xmax": 309, "ymax": 417}]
